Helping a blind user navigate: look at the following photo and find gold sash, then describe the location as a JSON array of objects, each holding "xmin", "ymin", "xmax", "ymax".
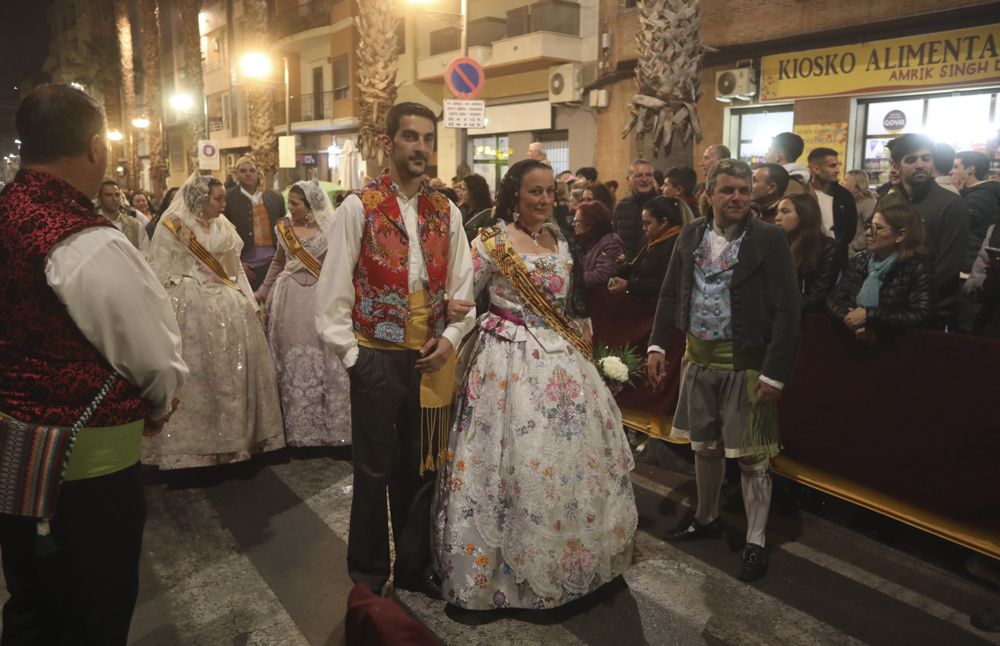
[
  {"xmin": 480, "ymin": 227, "xmax": 593, "ymax": 360},
  {"xmin": 162, "ymin": 217, "xmax": 240, "ymax": 291},
  {"xmin": 356, "ymin": 291, "xmax": 457, "ymax": 475},
  {"xmin": 276, "ymin": 219, "xmax": 323, "ymax": 279}
]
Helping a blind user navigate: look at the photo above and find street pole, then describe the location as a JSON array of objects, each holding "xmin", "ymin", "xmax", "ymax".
[
  {"xmin": 284, "ymin": 55, "xmax": 291, "ymax": 189},
  {"xmin": 456, "ymin": 0, "xmax": 469, "ymax": 175}
]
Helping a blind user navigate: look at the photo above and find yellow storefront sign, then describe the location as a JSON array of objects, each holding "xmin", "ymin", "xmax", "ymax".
[{"xmin": 760, "ymin": 23, "xmax": 1000, "ymax": 101}]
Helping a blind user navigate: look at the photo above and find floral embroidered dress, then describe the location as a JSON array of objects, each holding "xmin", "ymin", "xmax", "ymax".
[
  {"xmin": 432, "ymin": 225, "xmax": 637, "ymax": 610},
  {"xmin": 258, "ymin": 181, "xmax": 351, "ymax": 447}
]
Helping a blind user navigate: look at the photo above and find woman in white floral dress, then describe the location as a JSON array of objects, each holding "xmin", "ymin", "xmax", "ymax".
[
  {"xmin": 255, "ymin": 180, "xmax": 351, "ymax": 446},
  {"xmin": 432, "ymin": 159, "xmax": 637, "ymax": 610}
]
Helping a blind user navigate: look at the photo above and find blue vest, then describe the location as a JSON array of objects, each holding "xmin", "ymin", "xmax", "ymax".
[{"xmin": 688, "ymin": 226, "xmax": 746, "ymax": 341}]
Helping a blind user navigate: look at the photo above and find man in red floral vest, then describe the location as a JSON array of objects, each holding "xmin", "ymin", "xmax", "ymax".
[
  {"xmin": 0, "ymin": 84, "xmax": 188, "ymax": 645},
  {"xmin": 317, "ymin": 102, "xmax": 475, "ymax": 597}
]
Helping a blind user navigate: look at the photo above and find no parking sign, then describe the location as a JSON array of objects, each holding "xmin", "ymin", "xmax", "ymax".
[{"xmin": 444, "ymin": 56, "xmax": 485, "ymax": 100}]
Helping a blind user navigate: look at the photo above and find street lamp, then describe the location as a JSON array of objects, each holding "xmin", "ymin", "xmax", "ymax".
[
  {"xmin": 240, "ymin": 52, "xmax": 273, "ymax": 79},
  {"xmin": 170, "ymin": 93, "xmax": 194, "ymax": 112},
  {"xmin": 132, "ymin": 117, "xmax": 151, "ymax": 129}
]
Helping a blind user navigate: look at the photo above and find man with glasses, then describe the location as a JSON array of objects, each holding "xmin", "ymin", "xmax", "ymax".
[
  {"xmin": 612, "ymin": 159, "xmax": 659, "ymax": 260},
  {"xmin": 647, "ymin": 159, "xmax": 801, "ymax": 583}
]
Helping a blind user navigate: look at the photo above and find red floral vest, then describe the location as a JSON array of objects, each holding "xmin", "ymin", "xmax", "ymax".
[
  {"xmin": 0, "ymin": 170, "xmax": 151, "ymax": 426},
  {"xmin": 352, "ymin": 176, "xmax": 451, "ymax": 343}
]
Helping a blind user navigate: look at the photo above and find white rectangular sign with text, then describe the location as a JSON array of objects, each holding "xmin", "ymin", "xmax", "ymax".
[{"xmin": 443, "ymin": 100, "xmax": 486, "ymax": 129}]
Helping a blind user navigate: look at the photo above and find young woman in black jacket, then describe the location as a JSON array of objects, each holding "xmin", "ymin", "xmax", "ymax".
[
  {"xmin": 827, "ymin": 202, "xmax": 935, "ymax": 340},
  {"xmin": 607, "ymin": 195, "xmax": 684, "ymax": 301},
  {"xmin": 775, "ymin": 193, "xmax": 846, "ymax": 312}
]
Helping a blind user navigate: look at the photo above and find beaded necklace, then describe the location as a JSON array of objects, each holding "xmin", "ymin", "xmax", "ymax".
[{"xmin": 515, "ymin": 219, "xmax": 543, "ymax": 246}]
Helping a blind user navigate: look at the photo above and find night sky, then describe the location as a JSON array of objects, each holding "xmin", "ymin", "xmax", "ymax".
[{"xmin": 0, "ymin": 0, "xmax": 57, "ymax": 158}]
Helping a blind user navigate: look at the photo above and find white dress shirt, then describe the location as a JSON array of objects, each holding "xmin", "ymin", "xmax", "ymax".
[
  {"xmin": 45, "ymin": 226, "xmax": 189, "ymax": 419},
  {"xmin": 316, "ymin": 189, "xmax": 475, "ymax": 368}
]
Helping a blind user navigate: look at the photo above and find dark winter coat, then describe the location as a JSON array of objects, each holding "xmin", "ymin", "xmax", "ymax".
[
  {"xmin": 612, "ymin": 190, "xmax": 657, "ymax": 260},
  {"xmin": 621, "ymin": 231, "xmax": 679, "ymax": 300},
  {"xmin": 827, "ymin": 250, "xmax": 935, "ymax": 333},
  {"xmin": 877, "ymin": 182, "xmax": 969, "ymax": 303},
  {"xmin": 960, "ymin": 180, "xmax": 1000, "ymax": 273},
  {"xmin": 580, "ymin": 231, "xmax": 625, "ymax": 290},
  {"xmin": 800, "ymin": 236, "xmax": 846, "ymax": 313},
  {"xmin": 650, "ymin": 214, "xmax": 801, "ymax": 383}
]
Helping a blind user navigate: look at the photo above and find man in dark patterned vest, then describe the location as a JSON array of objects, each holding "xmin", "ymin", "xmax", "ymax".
[
  {"xmin": 0, "ymin": 84, "xmax": 188, "ymax": 645},
  {"xmin": 224, "ymin": 155, "xmax": 286, "ymax": 290},
  {"xmin": 316, "ymin": 102, "xmax": 475, "ymax": 597}
]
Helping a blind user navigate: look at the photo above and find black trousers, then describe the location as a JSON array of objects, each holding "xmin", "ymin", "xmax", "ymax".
[
  {"xmin": 0, "ymin": 462, "xmax": 146, "ymax": 646},
  {"xmin": 347, "ymin": 346, "xmax": 432, "ymax": 593}
]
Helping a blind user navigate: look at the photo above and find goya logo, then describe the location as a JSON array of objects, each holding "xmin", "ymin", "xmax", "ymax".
[{"xmin": 883, "ymin": 110, "xmax": 907, "ymax": 132}]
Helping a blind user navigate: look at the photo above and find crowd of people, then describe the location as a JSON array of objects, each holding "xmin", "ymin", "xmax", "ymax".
[{"xmin": 1, "ymin": 83, "xmax": 998, "ymax": 645}]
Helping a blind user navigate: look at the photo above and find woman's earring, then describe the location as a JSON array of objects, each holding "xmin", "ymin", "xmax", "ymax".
[{"xmin": 513, "ymin": 209, "xmax": 520, "ymax": 223}]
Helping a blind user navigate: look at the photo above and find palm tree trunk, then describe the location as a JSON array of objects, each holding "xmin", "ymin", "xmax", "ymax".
[
  {"xmin": 115, "ymin": 0, "xmax": 138, "ymax": 188},
  {"xmin": 622, "ymin": 0, "xmax": 704, "ymax": 156},
  {"xmin": 356, "ymin": 0, "xmax": 401, "ymax": 171},
  {"xmin": 244, "ymin": 0, "xmax": 277, "ymax": 186},
  {"xmin": 180, "ymin": 0, "xmax": 205, "ymax": 174},
  {"xmin": 138, "ymin": 0, "xmax": 165, "ymax": 194}
]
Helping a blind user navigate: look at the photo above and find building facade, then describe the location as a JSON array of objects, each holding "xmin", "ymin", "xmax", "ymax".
[{"xmin": 596, "ymin": 0, "xmax": 1000, "ymax": 187}]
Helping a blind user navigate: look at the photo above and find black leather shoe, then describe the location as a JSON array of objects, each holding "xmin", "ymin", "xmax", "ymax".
[
  {"xmin": 396, "ymin": 572, "xmax": 442, "ymax": 600},
  {"xmin": 971, "ymin": 604, "xmax": 1000, "ymax": 632},
  {"xmin": 665, "ymin": 517, "xmax": 723, "ymax": 542},
  {"xmin": 738, "ymin": 543, "xmax": 768, "ymax": 582}
]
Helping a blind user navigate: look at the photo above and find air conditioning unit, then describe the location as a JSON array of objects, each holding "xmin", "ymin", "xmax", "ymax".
[
  {"xmin": 715, "ymin": 68, "xmax": 757, "ymax": 102},
  {"xmin": 549, "ymin": 63, "xmax": 583, "ymax": 104}
]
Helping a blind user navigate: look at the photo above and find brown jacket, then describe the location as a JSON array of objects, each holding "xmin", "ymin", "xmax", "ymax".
[{"xmin": 649, "ymin": 213, "xmax": 802, "ymax": 383}]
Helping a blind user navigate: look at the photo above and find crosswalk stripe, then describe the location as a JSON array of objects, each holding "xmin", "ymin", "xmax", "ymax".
[{"xmin": 630, "ymin": 471, "xmax": 1000, "ymax": 644}]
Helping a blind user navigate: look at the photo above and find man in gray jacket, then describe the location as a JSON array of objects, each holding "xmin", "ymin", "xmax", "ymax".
[{"xmin": 647, "ymin": 159, "xmax": 801, "ymax": 583}]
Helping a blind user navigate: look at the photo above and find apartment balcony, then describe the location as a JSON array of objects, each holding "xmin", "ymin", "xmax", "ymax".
[
  {"xmin": 202, "ymin": 62, "xmax": 229, "ymax": 96},
  {"xmin": 271, "ymin": 0, "xmax": 353, "ymax": 53},
  {"xmin": 272, "ymin": 0, "xmax": 334, "ymax": 40},
  {"xmin": 276, "ymin": 91, "xmax": 360, "ymax": 134},
  {"xmin": 416, "ymin": 0, "xmax": 587, "ymax": 81}
]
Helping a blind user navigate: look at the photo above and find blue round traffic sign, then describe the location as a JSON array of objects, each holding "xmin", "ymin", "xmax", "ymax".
[{"xmin": 445, "ymin": 57, "xmax": 485, "ymax": 100}]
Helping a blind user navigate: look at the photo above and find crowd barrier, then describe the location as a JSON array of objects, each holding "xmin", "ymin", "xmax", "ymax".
[{"xmin": 593, "ymin": 298, "xmax": 1000, "ymax": 559}]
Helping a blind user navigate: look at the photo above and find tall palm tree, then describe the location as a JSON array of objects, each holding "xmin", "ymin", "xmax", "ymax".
[
  {"xmin": 115, "ymin": 0, "xmax": 139, "ymax": 188},
  {"xmin": 179, "ymin": 0, "xmax": 205, "ymax": 174},
  {"xmin": 50, "ymin": 39, "xmax": 120, "ymax": 99},
  {"xmin": 622, "ymin": 0, "xmax": 705, "ymax": 155},
  {"xmin": 356, "ymin": 0, "xmax": 401, "ymax": 170},
  {"xmin": 243, "ymin": 0, "xmax": 278, "ymax": 184},
  {"xmin": 138, "ymin": 0, "xmax": 165, "ymax": 194}
]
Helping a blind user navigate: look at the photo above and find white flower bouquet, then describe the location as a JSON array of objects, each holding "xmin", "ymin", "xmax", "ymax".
[{"xmin": 593, "ymin": 345, "xmax": 643, "ymax": 394}]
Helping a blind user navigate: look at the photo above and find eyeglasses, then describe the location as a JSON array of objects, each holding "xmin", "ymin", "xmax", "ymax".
[{"xmin": 867, "ymin": 222, "xmax": 892, "ymax": 234}]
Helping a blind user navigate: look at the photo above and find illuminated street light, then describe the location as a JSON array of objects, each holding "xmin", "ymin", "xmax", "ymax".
[
  {"xmin": 170, "ymin": 93, "xmax": 194, "ymax": 111},
  {"xmin": 132, "ymin": 117, "xmax": 151, "ymax": 129},
  {"xmin": 240, "ymin": 52, "xmax": 273, "ymax": 79},
  {"xmin": 107, "ymin": 130, "xmax": 124, "ymax": 142}
]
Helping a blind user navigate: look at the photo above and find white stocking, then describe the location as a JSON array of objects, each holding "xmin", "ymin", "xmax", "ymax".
[
  {"xmin": 694, "ymin": 445, "xmax": 725, "ymax": 524},
  {"xmin": 739, "ymin": 455, "xmax": 771, "ymax": 547}
]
